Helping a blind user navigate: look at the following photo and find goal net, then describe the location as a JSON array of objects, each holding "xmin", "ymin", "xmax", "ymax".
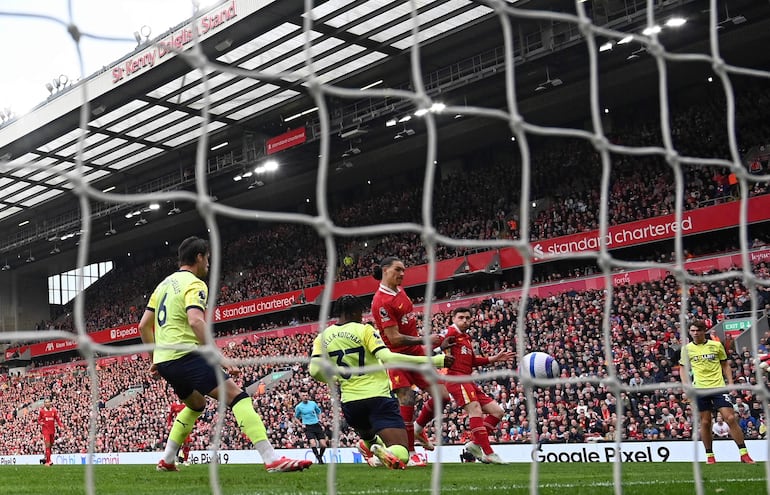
[{"xmin": 1, "ymin": 0, "xmax": 769, "ymax": 494}]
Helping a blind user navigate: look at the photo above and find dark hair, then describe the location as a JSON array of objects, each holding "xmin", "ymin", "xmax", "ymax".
[
  {"xmin": 372, "ymin": 256, "xmax": 401, "ymax": 281},
  {"xmin": 452, "ymin": 307, "xmax": 471, "ymax": 317},
  {"xmin": 690, "ymin": 319, "xmax": 708, "ymax": 332},
  {"xmin": 178, "ymin": 236, "xmax": 209, "ymax": 266},
  {"xmin": 335, "ymin": 294, "xmax": 365, "ymax": 317}
]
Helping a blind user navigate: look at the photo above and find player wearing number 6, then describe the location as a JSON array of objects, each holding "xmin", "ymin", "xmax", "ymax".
[
  {"xmin": 309, "ymin": 295, "xmax": 454, "ymax": 469},
  {"xmin": 680, "ymin": 319, "xmax": 754, "ymax": 464},
  {"xmin": 139, "ymin": 236, "xmax": 311, "ymax": 473}
]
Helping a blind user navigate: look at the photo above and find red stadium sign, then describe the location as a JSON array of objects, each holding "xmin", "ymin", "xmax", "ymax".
[
  {"xmin": 213, "ymin": 291, "xmax": 303, "ymax": 322},
  {"xmin": 4, "ymin": 324, "xmax": 139, "ymax": 360},
  {"xmin": 499, "ymin": 194, "xmax": 770, "ymax": 267},
  {"xmin": 266, "ymin": 128, "xmax": 306, "ymax": 154}
]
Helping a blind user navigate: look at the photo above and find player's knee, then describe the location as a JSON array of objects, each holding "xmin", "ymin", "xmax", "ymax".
[{"xmin": 228, "ymin": 391, "xmax": 250, "ymax": 409}]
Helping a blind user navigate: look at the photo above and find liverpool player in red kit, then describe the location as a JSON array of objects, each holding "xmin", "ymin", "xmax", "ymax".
[
  {"xmin": 168, "ymin": 400, "xmax": 193, "ymax": 465},
  {"xmin": 38, "ymin": 398, "xmax": 63, "ymax": 466},
  {"xmin": 371, "ymin": 257, "xmax": 453, "ymax": 467},
  {"xmin": 429, "ymin": 307, "xmax": 513, "ymax": 464}
]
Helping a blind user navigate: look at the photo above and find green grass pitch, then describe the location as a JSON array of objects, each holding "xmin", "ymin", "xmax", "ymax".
[{"xmin": 1, "ymin": 463, "xmax": 765, "ymax": 495}]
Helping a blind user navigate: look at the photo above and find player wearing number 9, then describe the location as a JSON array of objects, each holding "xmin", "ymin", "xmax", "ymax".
[
  {"xmin": 309, "ymin": 295, "xmax": 453, "ymax": 469},
  {"xmin": 139, "ymin": 236, "xmax": 311, "ymax": 473}
]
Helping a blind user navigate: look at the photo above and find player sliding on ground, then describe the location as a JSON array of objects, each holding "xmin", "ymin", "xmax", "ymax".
[
  {"xmin": 309, "ymin": 295, "xmax": 454, "ymax": 469},
  {"xmin": 139, "ymin": 236, "xmax": 311, "ymax": 473}
]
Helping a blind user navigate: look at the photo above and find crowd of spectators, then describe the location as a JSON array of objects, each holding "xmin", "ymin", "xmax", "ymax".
[
  {"xmin": 2, "ymin": 260, "xmax": 770, "ymax": 456},
  {"xmin": 29, "ymin": 82, "xmax": 767, "ymax": 335}
]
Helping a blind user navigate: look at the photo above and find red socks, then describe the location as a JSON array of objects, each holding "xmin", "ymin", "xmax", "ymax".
[
  {"xmin": 470, "ymin": 416, "xmax": 493, "ymax": 455},
  {"xmin": 401, "ymin": 405, "xmax": 415, "ymax": 451}
]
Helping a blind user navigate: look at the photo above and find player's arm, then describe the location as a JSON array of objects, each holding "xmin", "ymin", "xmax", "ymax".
[
  {"xmin": 374, "ymin": 346, "xmax": 450, "ymax": 367},
  {"xmin": 720, "ymin": 359, "xmax": 733, "ymax": 386},
  {"xmin": 309, "ymin": 336, "xmax": 329, "ymax": 382},
  {"xmin": 380, "ymin": 323, "xmax": 441, "ymax": 348},
  {"xmin": 478, "ymin": 350, "xmax": 514, "ymax": 367},
  {"xmin": 367, "ymin": 323, "xmax": 452, "ymax": 367},
  {"xmin": 138, "ymin": 308, "xmax": 156, "ymax": 361},
  {"xmin": 294, "ymin": 406, "xmax": 302, "ymax": 420},
  {"xmin": 55, "ymin": 410, "xmax": 62, "ymax": 428}
]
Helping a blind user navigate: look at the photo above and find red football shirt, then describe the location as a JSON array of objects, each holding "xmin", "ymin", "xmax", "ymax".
[
  {"xmin": 371, "ymin": 284, "xmax": 422, "ymax": 355},
  {"xmin": 440, "ymin": 324, "xmax": 489, "ymax": 376},
  {"xmin": 38, "ymin": 407, "xmax": 62, "ymax": 434}
]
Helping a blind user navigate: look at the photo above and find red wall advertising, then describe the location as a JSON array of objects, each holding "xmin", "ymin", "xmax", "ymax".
[{"xmin": 266, "ymin": 128, "xmax": 306, "ymax": 154}]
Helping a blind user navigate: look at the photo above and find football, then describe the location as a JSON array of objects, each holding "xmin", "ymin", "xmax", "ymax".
[{"xmin": 520, "ymin": 351, "xmax": 560, "ymax": 379}]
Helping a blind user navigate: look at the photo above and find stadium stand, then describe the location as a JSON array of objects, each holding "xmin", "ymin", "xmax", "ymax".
[{"xmin": 2, "ymin": 257, "xmax": 769, "ymax": 455}]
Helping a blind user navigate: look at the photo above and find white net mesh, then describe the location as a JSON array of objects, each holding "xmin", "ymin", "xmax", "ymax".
[{"xmin": 1, "ymin": 0, "xmax": 770, "ymax": 494}]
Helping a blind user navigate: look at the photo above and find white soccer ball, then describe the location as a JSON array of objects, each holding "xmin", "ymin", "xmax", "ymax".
[{"xmin": 520, "ymin": 352, "xmax": 560, "ymax": 379}]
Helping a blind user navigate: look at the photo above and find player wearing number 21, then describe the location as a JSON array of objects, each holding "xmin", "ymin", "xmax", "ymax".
[
  {"xmin": 680, "ymin": 319, "xmax": 754, "ymax": 464},
  {"xmin": 139, "ymin": 236, "xmax": 310, "ymax": 473}
]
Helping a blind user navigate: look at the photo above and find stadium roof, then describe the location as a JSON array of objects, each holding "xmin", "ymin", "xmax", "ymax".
[{"xmin": 0, "ymin": 0, "xmax": 769, "ymax": 273}]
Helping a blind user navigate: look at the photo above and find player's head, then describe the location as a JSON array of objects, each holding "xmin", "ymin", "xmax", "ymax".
[
  {"xmin": 372, "ymin": 256, "xmax": 404, "ymax": 287},
  {"xmin": 451, "ymin": 307, "xmax": 472, "ymax": 332},
  {"xmin": 44, "ymin": 398, "xmax": 52, "ymax": 408},
  {"xmin": 300, "ymin": 391, "xmax": 309, "ymax": 403},
  {"xmin": 335, "ymin": 294, "xmax": 365, "ymax": 323},
  {"xmin": 688, "ymin": 319, "xmax": 708, "ymax": 344},
  {"xmin": 179, "ymin": 236, "xmax": 210, "ymax": 277}
]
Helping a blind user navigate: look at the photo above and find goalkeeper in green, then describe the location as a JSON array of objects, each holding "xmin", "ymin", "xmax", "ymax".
[{"xmin": 309, "ymin": 295, "xmax": 453, "ymax": 469}]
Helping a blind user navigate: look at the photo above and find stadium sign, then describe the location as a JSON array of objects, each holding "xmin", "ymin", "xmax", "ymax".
[
  {"xmin": 723, "ymin": 318, "xmax": 752, "ymax": 339},
  {"xmin": 213, "ymin": 292, "xmax": 300, "ymax": 322},
  {"xmin": 4, "ymin": 324, "xmax": 139, "ymax": 359},
  {"xmin": 266, "ymin": 128, "xmax": 307, "ymax": 154},
  {"xmin": 518, "ymin": 194, "xmax": 770, "ymax": 262},
  {"xmin": 111, "ymin": 0, "xmax": 239, "ymax": 85},
  {"xmin": 1, "ymin": 440, "xmax": 767, "ymax": 465}
]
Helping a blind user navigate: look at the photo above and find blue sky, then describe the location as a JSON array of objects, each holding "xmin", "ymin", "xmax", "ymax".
[{"xmin": 0, "ymin": 0, "xmax": 218, "ymax": 115}]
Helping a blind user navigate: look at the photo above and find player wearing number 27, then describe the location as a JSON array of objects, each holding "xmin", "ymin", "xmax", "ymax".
[
  {"xmin": 309, "ymin": 295, "xmax": 453, "ymax": 470},
  {"xmin": 680, "ymin": 319, "xmax": 754, "ymax": 464},
  {"xmin": 139, "ymin": 236, "xmax": 311, "ymax": 473}
]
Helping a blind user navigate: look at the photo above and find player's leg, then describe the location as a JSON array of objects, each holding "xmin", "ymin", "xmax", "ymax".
[
  {"xmin": 343, "ymin": 398, "xmax": 388, "ymax": 467},
  {"xmin": 414, "ymin": 384, "xmax": 448, "ymax": 451},
  {"xmin": 478, "ymin": 398, "xmax": 507, "ymax": 464},
  {"xmin": 160, "ymin": 392, "xmax": 204, "ymax": 469},
  {"xmin": 318, "ymin": 430, "xmax": 328, "ymax": 461},
  {"xmin": 480, "ymin": 393, "xmax": 504, "ymax": 435},
  {"xmin": 181, "ymin": 435, "xmax": 192, "ymax": 465},
  {"xmin": 370, "ymin": 396, "xmax": 409, "ymax": 469},
  {"xmin": 155, "ymin": 357, "xmax": 206, "ymax": 471},
  {"xmin": 43, "ymin": 435, "xmax": 53, "ymax": 465},
  {"xmin": 214, "ymin": 379, "xmax": 311, "ymax": 472},
  {"xmin": 307, "ymin": 426, "xmax": 323, "ymax": 464},
  {"xmin": 718, "ymin": 405, "xmax": 754, "ymax": 463},
  {"xmin": 697, "ymin": 396, "xmax": 716, "ymax": 464},
  {"xmin": 410, "ymin": 372, "xmax": 448, "ymax": 454},
  {"xmin": 465, "ymin": 401, "xmax": 492, "ymax": 456},
  {"xmin": 393, "ymin": 381, "xmax": 424, "ymax": 466}
]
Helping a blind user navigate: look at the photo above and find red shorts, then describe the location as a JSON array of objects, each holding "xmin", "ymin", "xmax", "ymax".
[
  {"xmin": 388, "ymin": 368, "xmax": 432, "ymax": 392},
  {"xmin": 42, "ymin": 431, "xmax": 55, "ymax": 445},
  {"xmin": 445, "ymin": 382, "xmax": 494, "ymax": 408}
]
